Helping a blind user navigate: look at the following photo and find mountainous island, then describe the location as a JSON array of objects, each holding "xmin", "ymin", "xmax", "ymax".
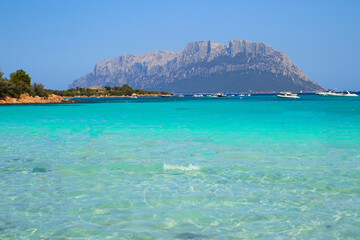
[{"xmin": 69, "ymin": 40, "xmax": 324, "ymax": 93}]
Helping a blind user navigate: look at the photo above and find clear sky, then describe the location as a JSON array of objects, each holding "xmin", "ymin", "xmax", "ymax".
[{"xmin": 0, "ymin": 0, "xmax": 359, "ymax": 90}]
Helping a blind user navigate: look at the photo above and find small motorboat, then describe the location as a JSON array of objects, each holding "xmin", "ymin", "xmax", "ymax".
[
  {"xmin": 326, "ymin": 90, "xmax": 358, "ymax": 97},
  {"xmin": 193, "ymin": 94, "xmax": 203, "ymax": 97},
  {"xmin": 130, "ymin": 93, "xmax": 138, "ymax": 98},
  {"xmin": 277, "ymin": 92, "xmax": 300, "ymax": 99},
  {"xmin": 328, "ymin": 90, "xmax": 358, "ymax": 97},
  {"xmin": 326, "ymin": 90, "xmax": 343, "ymax": 97},
  {"xmin": 316, "ymin": 91, "xmax": 328, "ymax": 96},
  {"xmin": 209, "ymin": 93, "xmax": 227, "ymax": 97}
]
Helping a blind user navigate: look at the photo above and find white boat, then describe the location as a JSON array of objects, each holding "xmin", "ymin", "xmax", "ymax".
[
  {"xmin": 193, "ymin": 94, "xmax": 203, "ymax": 97},
  {"xmin": 328, "ymin": 90, "xmax": 358, "ymax": 97},
  {"xmin": 238, "ymin": 94, "xmax": 245, "ymax": 97},
  {"xmin": 161, "ymin": 94, "xmax": 172, "ymax": 97},
  {"xmin": 209, "ymin": 93, "xmax": 227, "ymax": 97},
  {"xmin": 130, "ymin": 93, "xmax": 138, "ymax": 98},
  {"xmin": 246, "ymin": 94, "xmax": 251, "ymax": 96},
  {"xmin": 316, "ymin": 91, "xmax": 328, "ymax": 96},
  {"xmin": 326, "ymin": 90, "xmax": 342, "ymax": 97},
  {"xmin": 178, "ymin": 94, "xmax": 184, "ymax": 97},
  {"xmin": 277, "ymin": 92, "xmax": 300, "ymax": 99}
]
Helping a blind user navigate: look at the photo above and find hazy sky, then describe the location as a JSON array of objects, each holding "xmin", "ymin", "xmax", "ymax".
[{"xmin": 0, "ymin": 0, "xmax": 359, "ymax": 90}]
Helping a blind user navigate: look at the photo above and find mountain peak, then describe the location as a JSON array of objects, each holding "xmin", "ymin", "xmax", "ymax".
[{"xmin": 228, "ymin": 40, "xmax": 274, "ymax": 56}]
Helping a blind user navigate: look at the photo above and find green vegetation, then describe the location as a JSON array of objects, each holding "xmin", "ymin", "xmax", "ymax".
[
  {"xmin": 0, "ymin": 69, "xmax": 168, "ymax": 99},
  {"xmin": 47, "ymin": 84, "xmax": 167, "ymax": 97},
  {"xmin": 0, "ymin": 69, "xmax": 48, "ymax": 99},
  {"xmin": 31, "ymin": 82, "xmax": 48, "ymax": 97}
]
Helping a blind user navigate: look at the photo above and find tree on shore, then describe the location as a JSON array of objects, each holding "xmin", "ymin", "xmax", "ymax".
[
  {"xmin": 0, "ymin": 71, "xmax": 18, "ymax": 98},
  {"xmin": 0, "ymin": 69, "xmax": 50, "ymax": 99},
  {"xmin": 10, "ymin": 69, "xmax": 31, "ymax": 96},
  {"xmin": 31, "ymin": 83, "xmax": 48, "ymax": 97},
  {"xmin": 0, "ymin": 72, "xmax": 9, "ymax": 98}
]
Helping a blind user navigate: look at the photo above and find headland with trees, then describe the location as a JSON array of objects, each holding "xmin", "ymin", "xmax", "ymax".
[
  {"xmin": 0, "ymin": 69, "xmax": 170, "ymax": 104},
  {"xmin": 47, "ymin": 85, "xmax": 169, "ymax": 97}
]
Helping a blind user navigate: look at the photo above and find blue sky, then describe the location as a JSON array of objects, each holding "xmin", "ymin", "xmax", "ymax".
[{"xmin": 0, "ymin": 0, "xmax": 359, "ymax": 90}]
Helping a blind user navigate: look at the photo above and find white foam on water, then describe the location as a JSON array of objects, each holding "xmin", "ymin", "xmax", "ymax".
[{"xmin": 163, "ymin": 163, "xmax": 200, "ymax": 171}]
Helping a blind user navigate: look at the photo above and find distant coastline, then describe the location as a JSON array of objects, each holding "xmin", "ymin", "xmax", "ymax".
[{"xmin": 0, "ymin": 93, "xmax": 175, "ymax": 105}]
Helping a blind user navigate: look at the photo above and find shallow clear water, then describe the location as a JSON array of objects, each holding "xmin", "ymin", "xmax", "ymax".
[{"xmin": 0, "ymin": 95, "xmax": 359, "ymax": 239}]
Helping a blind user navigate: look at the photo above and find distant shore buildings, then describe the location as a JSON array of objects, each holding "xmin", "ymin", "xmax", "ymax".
[{"xmin": 86, "ymin": 86, "xmax": 105, "ymax": 91}]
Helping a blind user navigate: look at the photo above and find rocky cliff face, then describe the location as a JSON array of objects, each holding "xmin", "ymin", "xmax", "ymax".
[{"xmin": 69, "ymin": 40, "xmax": 324, "ymax": 93}]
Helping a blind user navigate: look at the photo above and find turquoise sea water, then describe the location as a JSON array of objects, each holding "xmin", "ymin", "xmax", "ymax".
[{"xmin": 0, "ymin": 95, "xmax": 360, "ymax": 239}]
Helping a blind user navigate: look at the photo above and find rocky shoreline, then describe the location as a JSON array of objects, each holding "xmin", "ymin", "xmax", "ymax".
[
  {"xmin": 0, "ymin": 94, "xmax": 176, "ymax": 105},
  {"xmin": 75, "ymin": 94, "xmax": 165, "ymax": 98},
  {"xmin": 0, "ymin": 94, "xmax": 71, "ymax": 105}
]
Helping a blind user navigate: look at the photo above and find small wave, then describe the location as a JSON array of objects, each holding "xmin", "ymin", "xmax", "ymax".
[{"xmin": 163, "ymin": 163, "xmax": 200, "ymax": 171}]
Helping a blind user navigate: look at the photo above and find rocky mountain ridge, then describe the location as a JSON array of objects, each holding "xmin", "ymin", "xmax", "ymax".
[{"xmin": 69, "ymin": 40, "xmax": 324, "ymax": 93}]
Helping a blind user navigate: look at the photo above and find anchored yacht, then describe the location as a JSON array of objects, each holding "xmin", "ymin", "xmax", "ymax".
[
  {"xmin": 277, "ymin": 92, "xmax": 300, "ymax": 99},
  {"xmin": 316, "ymin": 91, "xmax": 328, "ymax": 96},
  {"xmin": 209, "ymin": 93, "xmax": 227, "ymax": 97},
  {"xmin": 328, "ymin": 90, "xmax": 358, "ymax": 97}
]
